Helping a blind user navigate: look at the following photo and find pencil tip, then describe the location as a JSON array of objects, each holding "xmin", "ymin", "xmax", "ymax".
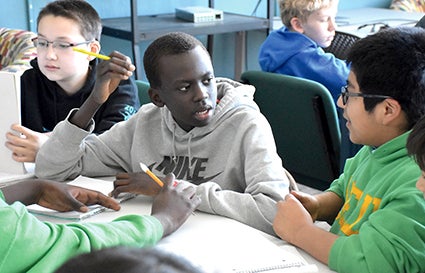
[{"xmin": 139, "ymin": 162, "xmax": 148, "ymax": 172}]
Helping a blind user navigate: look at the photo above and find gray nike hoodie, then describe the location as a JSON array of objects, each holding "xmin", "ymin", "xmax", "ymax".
[{"xmin": 36, "ymin": 77, "xmax": 295, "ymax": 235}]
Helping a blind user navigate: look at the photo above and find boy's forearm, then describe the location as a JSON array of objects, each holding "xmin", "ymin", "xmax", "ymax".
[
  {"xmin": 69, "ymin": 95, "xmax": 102, "ymax": 130},
  {"xmin": 316, "ymin": 191, "xmax": 343, "ymax": 224},
  {"xmin": 2, "ymin": 180, "xmax": 41, "ymax": 205},
  {"xmin": 293, "ymin": 224, "xmax": 338, "ymax": 265}
]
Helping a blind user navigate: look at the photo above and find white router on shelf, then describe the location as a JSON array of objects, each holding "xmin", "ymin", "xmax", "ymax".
[{"xmin": 175, "ymin": 6, "xmax": 223, "ymax": 23}]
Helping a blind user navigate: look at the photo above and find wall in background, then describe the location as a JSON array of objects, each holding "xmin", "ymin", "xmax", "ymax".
[
  {"xmin": 0, "ymin": 1, "xmax": 29, "ymax": 30},
  {"xmin": 91, "ymin": 0, "xmax": 269, "ymax": 80},
  {"xmin": 339, "ymin": 0, "xmax": 392, "ymax": 10},
  {"xmin": 1, "ymin": 0, "xmax": 394, "ymax": 80}
]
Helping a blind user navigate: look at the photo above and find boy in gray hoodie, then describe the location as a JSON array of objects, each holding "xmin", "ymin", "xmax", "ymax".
[{"xmin": 35, "ymin": 32, "xmax": 296, "ymax": 235}]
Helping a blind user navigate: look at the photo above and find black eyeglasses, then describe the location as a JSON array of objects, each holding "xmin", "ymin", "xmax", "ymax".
[{"xmin": 340, "ymin": 86, "xmax": 392, "ymax": 105}]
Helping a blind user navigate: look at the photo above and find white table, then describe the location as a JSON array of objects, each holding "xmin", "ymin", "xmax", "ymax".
[
  {"xmin": 33, "ymin": 176, "xmax": 335, "ymax": 273},
  {"xmin": 336, "ymin": 7, "xmax": 424, "ymax": 37},
  {"xmin": 272, "ymin": 8, "xmax": 424, "ymax": 38}
]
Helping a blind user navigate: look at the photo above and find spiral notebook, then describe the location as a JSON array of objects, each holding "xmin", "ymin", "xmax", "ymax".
[
  {"xmin": 157, "ymin": 211, "xmax": 318, "ymax": 273},
  {"xmin": 27, "ymin": 176, "xmax": 136, "ymax": 220},
  {"xmin": 233, "ymin": 248, "xmax": 318, "ymax": 273}
]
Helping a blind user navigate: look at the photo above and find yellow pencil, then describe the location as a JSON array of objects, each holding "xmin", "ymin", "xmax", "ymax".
[
  {"xmin": 72, "ymin": 47, "xmax": 111, "ymax": 60},
  {"xmin": 140, "ymin": 163, "xmax": 196, "ymax": 215},
  {"xmin": 140, "ymin": 163, "xmax": 164, "ymax": 187}
]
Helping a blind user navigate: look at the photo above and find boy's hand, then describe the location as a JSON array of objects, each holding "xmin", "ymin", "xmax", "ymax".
[
  {"xmin": 5, "ymin": 124, "xmax": 49, "ymax": 163},
  {"xmin": 111, "ymin": 172, "xmax": 162, "ymax": 197},
  {"xmin": 290, "ymin": 190, "xmax": 320, "ymax": 221},
  {"xmin": 150, "ymin": 173, "xmax": 201, "ymax": 237},
  {"xmin": 35, "ymin": 180, "xmax": 121, "ymax": 212},
  {"xmin": 92, "ymin": 51, "xmax": 136, "ymax": 104},
  {"xmin": 273, "ymin": 194, "xmax": 314, "ymax": 244},
  {"xmin": 69, "ymin": 51, "xmax": 135, "ymax": 131}
]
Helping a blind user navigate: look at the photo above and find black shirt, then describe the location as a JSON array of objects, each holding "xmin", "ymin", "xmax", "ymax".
[{"xmin": 20, "ymin": 58, "xmax": 140, "ymax": 134}]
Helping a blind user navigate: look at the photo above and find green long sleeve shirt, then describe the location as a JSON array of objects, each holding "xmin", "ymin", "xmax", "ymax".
[
  {"xmin": 0, "ymin": 191, "xmax": 163, "ymax": 273},
  {"xmin": 328, "ymin": 131, "xmax": 425, "ymax": 273}
]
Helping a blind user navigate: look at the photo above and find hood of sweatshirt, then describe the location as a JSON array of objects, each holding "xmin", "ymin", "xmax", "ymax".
[
  {"xmin": 259, "ymin": 27, "xmax": 319, "ymax": 72},
  {"xmin": 23, "ymin": 58, "xmax": 97, "ymax": 132}
]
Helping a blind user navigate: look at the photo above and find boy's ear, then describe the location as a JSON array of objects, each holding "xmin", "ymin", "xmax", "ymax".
[
  {"xmin": 88, "ymin": 41, "xmax": 101, "ymax": 61},
  {"xmin": 381, "ymin": 98, "xmax": 402, "ymax": 125},
  {"xmin": 290, "ymin": 17, "xmax": 304, "ymax": 33},
  {"xmin": 148, "ymin": 88, "xmax": 165, "ymax": 107}
]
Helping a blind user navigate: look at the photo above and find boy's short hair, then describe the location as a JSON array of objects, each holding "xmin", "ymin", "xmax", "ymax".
[
  {"xmin": 54, "ymin": 246, "xmax": 204, "ymax": 273},
  {"xmin": 279, "ymin": 0, "xmax": 336, "ymax": 27},
  {"xmin": 143, "ymin": 32, "xmax": 208, "ymax": 88},
  {"xmin": 346, "ymin": 27, "xmax": 425, "ymax": 129},
  {"xmin": 37, "ymin": 0, "xmax": 102, "ymax": 41},
  {"xmin": 407, "ymin": 116, "xmax": 425, "ymax": 171}
]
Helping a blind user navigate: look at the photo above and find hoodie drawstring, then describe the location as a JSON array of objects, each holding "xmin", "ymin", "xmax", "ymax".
[
  {"xmin": 172, "ymin": 123, "xmax": 178, "ymax": 165},
  {"xmin": 187, "ymin": 133, "xmax": 193, "ymax": 170},
  {"xmin": 171, "ymin": 123, "xmax": 194, "ymax": 171}
]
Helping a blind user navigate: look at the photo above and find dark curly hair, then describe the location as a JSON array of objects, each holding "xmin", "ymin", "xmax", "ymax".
[{"xmin": 347, "ymin": 27, "xmax": 425, "ymax": 129}]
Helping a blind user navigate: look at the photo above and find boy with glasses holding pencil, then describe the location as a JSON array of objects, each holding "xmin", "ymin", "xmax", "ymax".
[
  {"xmin": 5, "ymin": 0, "xmax": 139, "ymax": 163},
  {"xmin": 273, "ymin": 27, "xmax": 425, "ymax": 273}
]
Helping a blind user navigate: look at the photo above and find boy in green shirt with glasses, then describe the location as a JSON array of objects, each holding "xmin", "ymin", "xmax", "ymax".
[{"xmin": 273, "ymin": 27, "xmax": 425, "ymax": 273}]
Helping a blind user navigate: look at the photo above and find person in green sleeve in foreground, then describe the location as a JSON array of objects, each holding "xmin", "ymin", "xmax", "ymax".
[{"xmin": 0, "ymin": 174, "xmax": 200, "ymax": 273}]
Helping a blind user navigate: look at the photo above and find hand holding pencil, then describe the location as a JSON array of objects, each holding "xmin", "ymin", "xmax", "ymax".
[
  {"xmin": 112, "ymin": 163, "xmax": 175, "ymax": 197},
  {"xmin": 71, "ymin": 49, "xmax": 135, "ymax": 124},
  {"xmin": 112, "ymin": 169, "xmax": 163, "ymax": 197},
  {"xmin": 139, "ymin": 163, "xmax": 196, "ymax": 216},
  {"xmin": 140, "ymin": 163, "xmax": 164, "ymax": 187},
  {"xmin": 111, "ymin": 165, "xmax": 199, "ymax": 219}
]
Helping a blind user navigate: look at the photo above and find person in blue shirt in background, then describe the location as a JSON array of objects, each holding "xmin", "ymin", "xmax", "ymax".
[
  {"xmin": 259, "ymin": 0, "xmax": 346, "ymax": 102},
  {"xmin": 258, "ymin": 0, "xmax": 360, "ymax": 170}
]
